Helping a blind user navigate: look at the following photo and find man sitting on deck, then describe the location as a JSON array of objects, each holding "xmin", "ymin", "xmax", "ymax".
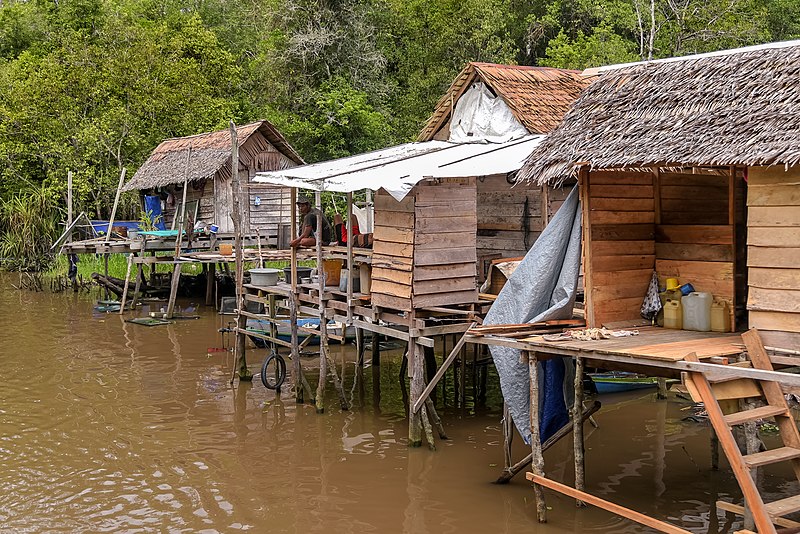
[{"xmin": 290, "ymin": 195, "xmax": 333, "ymax": 248}]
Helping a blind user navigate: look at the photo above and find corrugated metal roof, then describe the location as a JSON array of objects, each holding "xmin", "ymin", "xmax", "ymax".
[
  {"xmin": 253, "ymin": 136, "xmax": 543, "ymax": 200},
  {"xmin": 418, "ymin": 63, "xmax": 591, "ymax": 140}
]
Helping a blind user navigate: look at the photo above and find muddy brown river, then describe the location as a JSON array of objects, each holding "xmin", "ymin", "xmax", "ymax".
[{"xmin": 0, "ymin": 279, "xmax": 796, "ymax": 532}]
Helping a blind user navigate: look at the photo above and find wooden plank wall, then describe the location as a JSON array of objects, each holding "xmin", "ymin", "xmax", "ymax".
[
  {"xmin": 654, "ymin": 169, "xmax": 735, "ymax": 327},
  {"xmin": 477, "ymin": 174, "xmax": 544, "ymax": 262},
  {"xmin": 246, "ymin": 182, "xmax": 292, "ymax": 237},
  {"xmin": 412, "ymin": 178, "xmax": 478, "ymax": 308},
  {"xmin": 584, "ymin": 170, "xmax": 656, "ymax": 327},
  {"xmin": 746, "ymin": 165, "xmax": 800, "ymax": 350},
  {"xmin": 371, "ymin": 190, "xmax": 416, "ymax": 311}
]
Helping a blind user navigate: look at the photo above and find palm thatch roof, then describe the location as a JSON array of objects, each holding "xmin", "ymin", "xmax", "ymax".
[
  {"xmin": 418, "ymin": 62, "xmax": 590, "ymax": 140},
  {"xmin": 122, "ymin": 120, "xmax": 304, "ymax": 192},
  {"xmin": 518, "ymin": 40, "xmax": 800, "ymax": 185}
]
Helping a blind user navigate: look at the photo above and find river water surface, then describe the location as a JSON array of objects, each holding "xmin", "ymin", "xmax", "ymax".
[{"xmin": 0, "ymin": 278, "xmax": 797, "ymax": 533}]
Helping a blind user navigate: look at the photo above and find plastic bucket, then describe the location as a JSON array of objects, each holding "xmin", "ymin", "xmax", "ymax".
[
  {"xmin": 250, "ymin": 268, "xmax": 280, "ymax": 287},
  {"xmin": 322, "ymin": 259, "xmax": 342, "ymax": 287},
  {"xmin": 283, "ymin": 266, "xmax": 312, "ymax": 284},
  {"xmin": 219, "ymin": 243, "xmax": 233, "ymax": 256}
]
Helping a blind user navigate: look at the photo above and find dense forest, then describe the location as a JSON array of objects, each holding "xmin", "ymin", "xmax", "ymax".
[{"xmin": 0, "ymin": 0, "xmax": 798, "ymax": 267}]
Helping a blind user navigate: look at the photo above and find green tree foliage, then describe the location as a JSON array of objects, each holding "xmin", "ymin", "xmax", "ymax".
[{"xmin": 0, "ymin": 0, "xmax": 797, "ymax": 271}]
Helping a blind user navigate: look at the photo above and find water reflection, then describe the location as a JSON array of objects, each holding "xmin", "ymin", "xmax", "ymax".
[{"xmin": 1, "ymin": 278, "xmax": 798, "ymax": 532}]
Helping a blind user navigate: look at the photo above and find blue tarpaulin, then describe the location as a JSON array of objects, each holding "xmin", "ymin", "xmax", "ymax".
[{"xmin": 144, "ymin": 195, "xmax": 166, "ymax": 230}]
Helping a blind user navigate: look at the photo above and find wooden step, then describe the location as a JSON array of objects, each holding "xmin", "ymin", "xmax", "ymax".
[
  {"xmin": 743, "ymin": 446, "xmax": 800, "ymax": 468},
  {"xmin": 765, "ymin": 494, "xmax": 800, "ymax": 517},
  {"xmin": 723, "ymin": 405, "xmax": 788, "ymax": 426}
]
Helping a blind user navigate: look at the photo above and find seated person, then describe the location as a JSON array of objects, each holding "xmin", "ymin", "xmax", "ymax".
[
  {"xmin": 290, "ymin": 195, "xmax": 333, "ymax": 248},
  {"xmin": 333, "ymin": 213, "xmax": 360, "ymax": 245}
]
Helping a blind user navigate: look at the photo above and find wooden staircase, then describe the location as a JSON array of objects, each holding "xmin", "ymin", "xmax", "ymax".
[{"xmin": 684, "ymin": 329, "xmax": 800, "ymax": 534}]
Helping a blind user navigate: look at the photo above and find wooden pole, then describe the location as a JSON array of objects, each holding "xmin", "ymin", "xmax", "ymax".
[
  {"xmin": 573, "ymin": 356, "xmax": 586, "ymax": 507},
  {"xmin": 174, "ymin": 147, "xmax": 191, "ymax": 257},
  {"xmin": 290, "ymin": 188, "xmax": 302, "ymax": 403},
  {"xmin": 205, "ymin": 263, "xmax": 215, "ymax": 306},
  {"xmin": 315, "ymin": 190, "xmax": 327, "ymax": 413},
  {"xmin": 118, "ymin": 252, "xmax": 134, "ymax": 315},
  {"xmin": 528, "ymin": 351, "xmax": 547, "ymax": 523},
  {"xmin": 409, "ymin": 329, "xmax": 425, "ymax": 447},
  {"xmin": 503, "ymin": 402, "xmax": 513, "ymax": 473},
  {"xmin": 166, "ymin": 263, "xmax": 182, "ymax": 319},
  {"xmin": 346, "ymin": 192, "xmax": 353, "ymax": 326},
  {"xmin": 67, "ymin": 171, "xmax": 73, "ymax": 244},
  {"xmin": 105, "ymin": 168, "xmax": 126, "ymax": 243},
  {"xmin": 229, "ymin": 121, "xmax": 252, "ymax": 382}
]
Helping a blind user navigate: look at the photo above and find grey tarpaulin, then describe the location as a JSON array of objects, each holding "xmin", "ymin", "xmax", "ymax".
[{"xmin": 483, "ymin": 185, "xmax": 582, "ymax": 444}]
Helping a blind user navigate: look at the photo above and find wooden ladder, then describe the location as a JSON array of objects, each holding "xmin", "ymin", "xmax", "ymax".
[{"xmin": 684, "ymin": 329, "xmax": 800, "ymax": 534}]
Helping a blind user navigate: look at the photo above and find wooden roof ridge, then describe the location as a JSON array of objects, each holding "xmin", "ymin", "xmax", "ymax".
[
  {"xmin": 418, "ymin": 62, "xmax": 590, "ymax": 141},
  {"xmin": 122, "ymin": 120, "xmax": 304, "ymax": 192},
  {"xmin": 518, "ymin": 41, "xmax": 800, "ymax": 186}
]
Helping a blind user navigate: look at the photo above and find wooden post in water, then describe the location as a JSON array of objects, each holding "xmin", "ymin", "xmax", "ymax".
[
  {"xmin": 230, "ymin": 122, "xmax": 252, "ymax": 382},
  {"xmin": 408, "ymin": 316, "xmax": 425, "ymax": 447},
  {"xmin": 573, "ymin": 356, "xmax": 586, "ymax": 507},
  {"xmin": 503, "ymin": 402, "xmax": 513, "ymax": 474},
  {"xmin": 527, "ymin": 351, "xmax": 547, "ymax": 523},
  {"xmin": 166, "ymin": 147, "xmax": 191, "ymax": 320},
  {"xmin": 67, "ymin": 171, "xmax": 73, "ymax": 243},
  {"xmin": 315, "ymin": 190, "xmax": 328, "ymax": 412},
  {"xmin": 290, "ymin": 188, "xmax": 302, "ymax": 403}
]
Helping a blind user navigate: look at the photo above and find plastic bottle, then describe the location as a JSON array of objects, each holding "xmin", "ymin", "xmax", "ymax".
[
  {"xmin": 711, "ymin": 300, "xmax": 731, "ymax": 332},
  {"xmin": 664, "ymin": 299, "xmax": 683, "ymax": 329},
  {"xmin": 682, "ymin": 292, "xmax": 712, "ymax": 331}
]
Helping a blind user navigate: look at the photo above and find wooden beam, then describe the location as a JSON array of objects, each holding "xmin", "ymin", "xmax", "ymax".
[
  {"xmin": 527, "ymin": 474, "xmax": 692, "ymax": 534},
  {"xmin": 411, "ymin": 323, "xmax": 476, "ymax": 413},
  {"xmin": 105, "ymin": 167, "xmax": 127, "ymax": 244}
]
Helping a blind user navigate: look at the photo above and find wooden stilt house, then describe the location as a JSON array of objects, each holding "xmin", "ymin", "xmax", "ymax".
[
  {"xmin": 417, "ymin": 63, "xmax": 589, "ymax": 269},
  {"xmin": 518, "ymin": 41, "xmax": 800, "ymax": 352},
  {"xmin": 122, "ymin": 120, "xmax": 304, "ymax": 240}
]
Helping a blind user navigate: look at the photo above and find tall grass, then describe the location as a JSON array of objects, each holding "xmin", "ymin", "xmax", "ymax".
[{"xmin": 0, "ymin": 186, "xmax": 61, "ymax": 272}]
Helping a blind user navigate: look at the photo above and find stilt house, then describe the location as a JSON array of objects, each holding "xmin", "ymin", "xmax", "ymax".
[
  {"xmin": 122, "ymin": 120, "xmax": 304, "ymax": 238},
  {"xmin": 254, "ymin": 63, "xmax": 588, "ymax": 313},
  {"xmin": 518, "ymin": 41, "xmax": 800, "ymax": 351}
]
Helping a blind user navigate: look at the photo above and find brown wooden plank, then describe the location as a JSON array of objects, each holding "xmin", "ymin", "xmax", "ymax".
[
  {"xmin": 590, "ymin": 198, "xmax": 655, "ymax": 211},
  {"xmin": 749, "ymin": 206, "xmax": 800, "ymax": 227},
  {"xmin": 656, "ymin": 225, "xmax": 732, "ymax": 245},
  {"xmin": 592, "ymin": 240, "xmax": 655, "ymax": 256},
  {"xmin": 372, "ymin": 293, "xmax": 412, "ymax": 312},
  {"xmin": 415, "ymin": 231, "xmax": 475, "ymax": 249},
  {"xmin": 371, "ymin": 267, "xmax": 412, "ymax": 286},
  {"xmin": 661, "ymin": 198, "xmax": 728, "ymax": 213},
  {"xmin": 375, "ymin": 210, "xmax": 414, "ymax": 229},
  {"xmin": 415, "ymin": 215, "xmax": 477, "ymax": 234},
  {"xmin": 413, "ymin": 276, "xmax": 476, "ymax": 295},
  {"xmin": 592, "ymin": 254, "xmax": 655, "ymax": 272},
  {"xmin": 655, "ymin": 243, "xmax": 734, "ymax": 263},
  {"xmin": 414, "ymin": 246, "xmax": 476, "ymax": 266},
  {"xmin": 590, "ymin": 211, "xmax": 656, "ymax": 224},
  {"xmin": 370, "ymin": 254, "xmax": 412, "ymax": 272},
  {"xmin": 656, "ymin": 259, "xmax": 733, "ymax": 281},
  {"xmin": 660, "ymin": 185, "xmax": 729, "ymax": 200},
  {"xmin": 747, "ymin": 184, "xmax": 800, "ymax": 206},
  {"xmin": 590, "ymin": 185, "xmax": 654, "ymax": 198},
  {"xmin": 526, "ymin": 474, "xmax": 692, "ymax": 534},
  {"xmin": 593, "ymin": 269, "xmax": 654, "ymax": 287},
  {"xmin": 414, "ymin": 263, "xmax": 476, "ymax": 281},
  {"xmin": 373, "ymin": 225, "xmax": 413, "ymax": 245},
  {"xmin": 748, "ymin": 227, "xmax": 800, "ymax": 248},
  {"xmin": 749, "ymin": 310, "xmax": 800, "ymax": 333},
  {"xmin": 375, "ymin": 192, "xmax": 414, "ymax": 212},
  {"xmin": 413, "ymin": 289, "xmax": 477, "ymax": 308},
  {"xmin": 748, "ymin": 246, "xmax": 800, "ymax": 268},
  {"xmin": 592, "ymin": 295, "xmax": 647, "ymax": 314},
  {"xmin": 748, "ymin": 287, "xmax": 800, "ymax": 314},
  {"xmin": 661, "ymin": 211, "xmax": 729, "ymax": 225},
  {"xmin": 588, "ymin": 170, "xmax": 653, "ymax": 185},
  {"xmin": 659, "ymin": 173, "xmax": 728, "ymax": 187},
  {"xmin": 748, "ymin": 165, "xmax": 800, "ymax": 185},
  {"xmin": 592, "ymin": 224, "xmax": 655, "ymax": 241},
  {"xmin": 591, "ymin": 278, "xmax": 652, "ymax": 300},
  {"xmin": 479, "ymin": 217, "xmax": 544, "ymax": 232},
  {"xmin": 371, "ymin": 279, "xmax": 412, "ymax": 298},
  {"xmin": 373, "ymin": 240, "xmax": 413, "ymax": 258},
  {"xmin": 748, "ymin": 267, "xmax": 800, "ymax": 290}
]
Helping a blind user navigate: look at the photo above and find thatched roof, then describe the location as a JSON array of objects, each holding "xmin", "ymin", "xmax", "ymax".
[
  {"xmin": 518, "ymin": 41, "xmax": 800, "ymax": 185},
  {"xmin": 122, "ymin": 120, "xmax": 304, "ymax": 191},
  {"xmin": 418, "ymin": 63, "xmax": 589, "ymax": 140}
]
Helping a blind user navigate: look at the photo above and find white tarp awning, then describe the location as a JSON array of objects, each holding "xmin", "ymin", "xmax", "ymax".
[{"xmin": 253, "ymin": 135, "xmax": 543, "ymax": 201}]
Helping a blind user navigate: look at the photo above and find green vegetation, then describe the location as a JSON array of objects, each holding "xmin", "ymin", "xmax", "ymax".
[{"xmin": 1, "ymin": 0, "xmax": 797, "ymax": 271}]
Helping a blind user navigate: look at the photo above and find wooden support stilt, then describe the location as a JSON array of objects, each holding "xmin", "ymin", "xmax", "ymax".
[
  {"xmin": 503, "ymin": 402, "xmax": 513, "ymax": 473},
  {"xmin": 657, "ymin": 377, "xmax": 669, "ymax": 399},
  {"xmin": 131, "ymin": 263, "xmax": 144, "ymax": 309},
  {"xmin": 424, "ymin": 397, "xmax": 447, "ymax": 439},
  {"xmin": 229, "ymin": 122, "xmax": 251, "ymax": 382},
  {"xmin": 421, "ymin": 404, "xmax": 436, "ymax": 451},
  {"xmin": 315, "ymin": 190, "xmax": 327, "ymax": 413},
  {"xmin": 166, "ymin": 263, "xmax": 182, "ymax": 319},
  {"xmin": 371, "ymin": 331, "xmax": 380, "ymax": 365},
  {"xmin": 356, "ymin": 328, "xmax": 365, "ymax": 366},
  {"xmin": 205, "ymin": 263, "xmax": 216, "ymax": 307},
  {"xmin": 496, "ymin": 400, "xmax": 601, "ymax": 484},
  {"xmin": 459, "ymin": 341, "xmax": 467, "ymax": 407},
  {"xmin": 711, "ymin": 429, "xmax": 720, "ymax": 470},
  {"xmin": 409, "ymin": 326, "xmax": 425, "ymax": 447},
  {"xmin": 573, "ymin": 356, "xmax": 586, "ymax": 507},
  {"xmin": 411, "ymin": 324, "xmax": 475, "ymax": 414},
  {"xmin": 527, "ymin": 351, "xmax": 547, "ymax": 523},
  {"xmin": 118, "ymin": 253, "xmax": 134, "ymax": 315}
]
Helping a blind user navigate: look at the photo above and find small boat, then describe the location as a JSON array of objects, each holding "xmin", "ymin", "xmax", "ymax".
[
  {"xmin": 246, "ymin": 317, "xmax": 355, "ymax": 348},
  {"xmin": 589, "ymin": 372, "xmax": 660, "ymax": 394}
]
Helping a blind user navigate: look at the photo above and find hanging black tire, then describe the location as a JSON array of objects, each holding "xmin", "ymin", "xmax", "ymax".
[{"xmin": 261, "ymin": 352, "xmax": 286, "ymax": 390}]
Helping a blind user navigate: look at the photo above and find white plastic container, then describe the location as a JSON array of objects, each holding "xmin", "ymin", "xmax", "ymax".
[
  {"xmin": 249, "ymin": 268, "xmax": 281, "ymax": 287},
  {"xmin": 682, "ymin": 292, "xmax": 712, "ymax": 331}
]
